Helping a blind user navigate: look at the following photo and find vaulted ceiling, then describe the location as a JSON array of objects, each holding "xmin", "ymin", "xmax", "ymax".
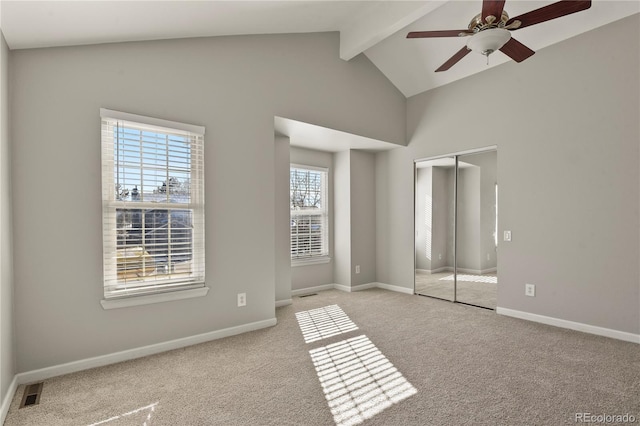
[{"xmin": 2, "ymin": 1, "xmax": 638, "ymax": 98}]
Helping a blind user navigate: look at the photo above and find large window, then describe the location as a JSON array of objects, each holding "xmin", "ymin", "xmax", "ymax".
[
  {"xmin": 101, "ymin": 109, "xmax": 205, "ymax": 299},
  {"xmin": 290, "ymin": 165, "xmax": 329, "ymax": 262}
]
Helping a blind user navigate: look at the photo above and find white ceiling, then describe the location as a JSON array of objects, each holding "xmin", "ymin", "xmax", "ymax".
[
  {"xmin": 3, "ymin": 1, "xmax": 638, "ymax": 98},
  {"xmin": 2, "ymin": 1, "xmax": 638, "ymax": 150}
]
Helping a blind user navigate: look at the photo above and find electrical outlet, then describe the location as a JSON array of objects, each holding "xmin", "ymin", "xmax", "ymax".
[
  {"xmin": 525, "ymin": 284, "xmax": 535, "ymax": 297},
  {"xmin": 504, "ymin": 230, "xmax": 512, "ymax": 242},
  {"xmin": 355, "ymin": 265, "xmax": 360, "ymax": 274},
  {"xmin": 487, "ymin": 253, "xmax": 491, "ymax": 261},
  {"xmin": 438, "ymin": 253, "xmax": 442, "ymax": 260},
  {"xmin": 237, "ymin": 293, "xmax": 246, "ymax": 307}
]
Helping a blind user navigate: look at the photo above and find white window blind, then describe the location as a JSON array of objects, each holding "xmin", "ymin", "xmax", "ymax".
[
  {"xmin": 101, "ymin": 109, "xmax": 205, "ymax": 299},
  {"xmin": 290, "ymin": 165, "xmax": 328, "ymax": 260}
]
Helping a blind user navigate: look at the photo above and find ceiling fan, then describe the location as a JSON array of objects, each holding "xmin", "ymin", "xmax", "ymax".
[{"xmin": 407, "ymin": 0, "xmax": 592, "ymax": 72}]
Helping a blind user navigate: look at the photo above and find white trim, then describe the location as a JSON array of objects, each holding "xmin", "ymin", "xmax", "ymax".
[
  {"xmin": 334, "ymin": 283, "xmax": 377, "ymax": 293},
  {"xmin": 333, "ymin": 283, "xmax": 351, "ymax": 292},
  {"xmin": 290, "ymin": 163, "xmax": 329, "ymax": 173},
  {"xmin": 291, "ymin": 282, "xmax": 414, "ymax": 297},
  {"xmin": 456, "ymin": 268, "xmax": 477, "ymax": 274},
  {"xmin": 275, "ymin": 299, "xmax": 292, "ymax": 307},
  {"xmin": 291, "ymin": 256, "xmax": 331, "ymax": 267},
  {"xmin": 15, "ymin": 318, "xmax": 277, "ymax": 385},
  {"xmin": 0, "ymin": 375, "xmax": 18, "ymax": 425},
  {"xmin": 291, "ymin": 284, "xmax": 335, "ymax": 296},
  {"xmin": 417, "ymin": 266, "xmax": 496, "ymax": 275},
  {"xmin": 100, "ymin": 108, "xmax": 205, "ymax": 135},
  {"xmin": 496, "ymin": 307, "xmax": 640, "ymax": 344},
  {"xmin": 351, "ymin": 283, "xmax": 377, "ymax": 291},
  {"xmin": 417, "ymin": 267, "xmax": 451, "ymax": 274},
  {"xmin": 375, "ymin": 282, "xmax": 414, "ymax": 294},
  {"xmin": 414, "ymin": 145, "xmax": 497, "ymax": 164},
  {"xmin": 101, "ymin": 286, "xmax": 209, "ymax": 310}
]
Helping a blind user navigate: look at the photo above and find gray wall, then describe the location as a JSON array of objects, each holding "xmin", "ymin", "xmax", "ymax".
[
  {"xmin": 333, "ymin": 150, "xmax": 351, "ymax": 286},
  {"xmin": 376, "ymin": 15, "xmax": 640, "ymax": 334},
  {"xmin": 349, "ymin": 150, "xmax": 376, "ymax": 286},
  {"xmin": 332, "ymin": 149, "xmax": 376, "ymax": 288},
  {"xmin": 274, "ymin": 136, "xmax": 291, "ymax": 302},
  {"xmin": 460, "ymin": 151, "xmax": 498, "ymax": 272},
  {"xmin": 431, "ymin": 166, "xmax": 451, "ymax": 271},
  {"xmin": 456, "ymin": 166, "xmax": 481, "ymax": 272},
  {"xmin": 10, "ymin": 32, "xmax": 406, "ymax": 372},
  {"xmin": 415, "ymin": 167, "xmax": 432, "ymax": 271},
  {"xmin": 443, "ymin": 168, "xmax": 456, "ymax": 268},
  {"xmin": 0, "ymin": 31, "xmax": 15, "ymax": 404},
  {"xmin": 289, "ymin": 146, "xmax": 334, "ymax": 290}
]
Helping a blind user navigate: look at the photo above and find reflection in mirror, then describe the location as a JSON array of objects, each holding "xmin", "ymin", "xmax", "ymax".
[
  {"xmin": 455, "ymin": 151, "xmax": 498, "ymax": 309},
  {"xmin": 414, "ymin": 157, "xmax": 456, "ymax": 301}
]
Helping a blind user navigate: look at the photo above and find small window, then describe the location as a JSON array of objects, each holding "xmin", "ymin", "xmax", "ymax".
[
  {"xmin": 101, "ymin": 109, "xmax": 205, "ymax": 299},
  {"xmin": 290, "ymin": 165, "xmax": 329, "ymax": 262}
]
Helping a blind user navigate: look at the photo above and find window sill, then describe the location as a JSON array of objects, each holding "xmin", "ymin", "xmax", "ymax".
[
  {"xmin": 101, "ymin": 286, "xmax": 209, "ymax": 310},
  {"xmin": 292, "ymin": 257, "xmax": 331, "ymax": 267}
]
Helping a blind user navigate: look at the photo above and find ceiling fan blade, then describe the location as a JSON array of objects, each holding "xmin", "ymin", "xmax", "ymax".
[
  {"xmin": 499, "ymin": 38, "xmax": 535, "ymax": 63},
  {"xmin": 407, "ymin": 30, "xmax": 473, "ymax": 39},
  {"xmin": 435, "ymin": 46, "xmax": 471, "ymax": 72},
  {"xmin": 482, "ymin": 0, "xmax": 506, "ymax": 23},
  {"xmin": 507, "ymin": 0, "xmax": 591, "ymax": 30}
]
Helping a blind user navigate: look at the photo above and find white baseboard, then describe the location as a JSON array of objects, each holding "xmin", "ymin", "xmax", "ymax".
[
  {"xmin": 351, "ymin": 283, "xmax": 378, "ymax": 292},
  {"xmin": 292, "ymin": 282, "xmax": 412, "ymax": 296},
  {"xmin": 15, "ymin": 318, "xmax": 277, "ymax": 385},
  {"xmin": 334, "ymin": 283, "xmax": 377, "ymax": 293},
  {"xmin": 375, "ymin": 282, "xmax": 414, "ymax": 295},
  {"xmin": 275, "ymin": 299, "xmax": 292, "ymax": 307},
  {"xmin": 332, "ymin": 283, "xmax": 350, "ymax": 292},
  {"xmin": 456, "ymin": 267, "xmax": 483, "ymax": 275},
  {"xmin": 291, "ymin": 284, "xmax": 334, "ymax": 296},
  {"xmin": 458, "ymin": 267, "xmax": 496, "ymax": 275},
  {"xmin": 1, "ymin": 375, "xmax": 18, "ymax": 425},
  {"xmin": 419, "ymin": 267, "xmax": 497, "ymax": 275},
  {"xmin": 497, "ymin": 307, "xmax": 640, "ymax": 344},
  {"xmin": 417, "ymin": 267, "xmax": 451, "ymax": 274}
]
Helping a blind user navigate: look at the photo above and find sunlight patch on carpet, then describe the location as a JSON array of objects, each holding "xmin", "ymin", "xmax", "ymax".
[
  {"xmin": 310, "ymin": 335, "xmax": 417, "ymax": 426},
  {"xmin": 88, "ymin": 402, "xmax": 158, "ymax": 426},
  {"xmin": 295, "ymin": 305, "xmax": 359, "ymax": 343},
  {"xmin": 440, "ymin": 274, "xmax": 497, "ymax": 284}
]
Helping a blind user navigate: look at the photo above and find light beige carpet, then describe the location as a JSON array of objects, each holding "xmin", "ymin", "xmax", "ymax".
[{"xmin": 5, "ymin": 288, "xmax": 639, "ymax": 425}]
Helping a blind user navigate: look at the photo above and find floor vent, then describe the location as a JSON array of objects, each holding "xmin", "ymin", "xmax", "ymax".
[
  {"xmin": 299, "ymin": 293, "xmax": 318, "ymax": 298},
  {"xmin": 20, "ymin": 382, "xmax": 43, "ymax": 408}
]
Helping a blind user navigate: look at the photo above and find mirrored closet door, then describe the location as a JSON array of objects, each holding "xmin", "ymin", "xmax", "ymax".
[
  {"xmin": 414, "ymin": 150, "xmax": 498, "ymax": 310},
  {"xmin": 414, "ymin": 156, "xmax": 456, "ymax": 302}
]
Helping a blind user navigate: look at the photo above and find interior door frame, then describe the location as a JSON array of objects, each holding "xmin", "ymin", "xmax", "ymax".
[{"xmin": 413, "ymin": 145, "xmax": 497, "ymax": 306}]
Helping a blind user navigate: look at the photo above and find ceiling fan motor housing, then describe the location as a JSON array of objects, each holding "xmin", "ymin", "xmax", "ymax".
[
  {"xmin": 467, "ymin": 28, "xmax": 511, "ymax": 56},
  {"xmin": 468, "ymin": 11, "xmax": 510, "ymax": 31}
]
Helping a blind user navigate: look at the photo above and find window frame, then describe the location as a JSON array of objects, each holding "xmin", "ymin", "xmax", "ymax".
[
  {"xmin": 290, "ymin": 164, "xmax": 330, "ymax": 265},
  {"xmin": 100, "ymin": 109, "xmax": 206, "ymax": 306}
]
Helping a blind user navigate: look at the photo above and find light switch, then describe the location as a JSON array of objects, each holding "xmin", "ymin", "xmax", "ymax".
[{"xmin": 504, "ymin": 230, "xmax": 512, "ymax": 242}]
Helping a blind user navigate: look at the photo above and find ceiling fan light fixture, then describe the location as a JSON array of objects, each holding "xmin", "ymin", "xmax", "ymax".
[{"xmin": 466, "ymin": 28, "xmax": 511, "ymax": 56}]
